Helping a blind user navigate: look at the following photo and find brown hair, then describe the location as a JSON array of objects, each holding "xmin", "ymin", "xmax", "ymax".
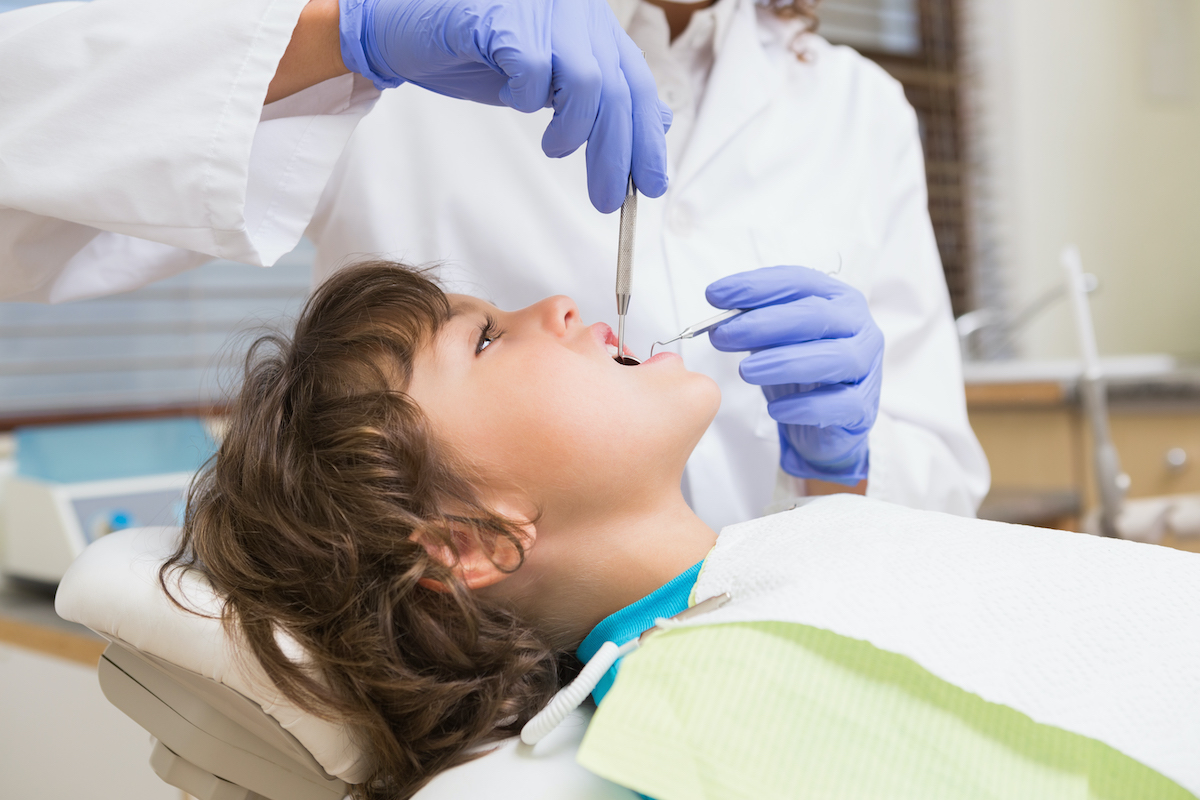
[{"xmin": 162, "ymin": 262, "xmax": 561, "ymax": 799}]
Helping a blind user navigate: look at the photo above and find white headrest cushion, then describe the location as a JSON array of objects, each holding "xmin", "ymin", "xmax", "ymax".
[{"xmin": 56, "ymin": 527, "xmax": 372, "ymax": 784}]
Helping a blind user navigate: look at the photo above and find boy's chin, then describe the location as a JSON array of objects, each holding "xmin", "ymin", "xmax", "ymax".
[
  {"xmin": 693, "ymin": 377, "xmax": 722, "ymax": 428},
  {"xmin": 675, "ymin": 390, "xmax": 722, "ymax": 467}
]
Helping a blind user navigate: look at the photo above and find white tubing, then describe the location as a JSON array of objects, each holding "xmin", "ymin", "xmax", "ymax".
[
  {"xmin": 520, "ymin": 640, "xmax": 630, "ymax": 746},
  {"xmin": 520, "ymin": 596, "xmax": 733, "ymax": 745}
]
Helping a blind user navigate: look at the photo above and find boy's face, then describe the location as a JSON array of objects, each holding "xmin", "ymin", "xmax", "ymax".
[{"xmin": 406, "ymin": 294, "xmax": 721, "ymax": 519}]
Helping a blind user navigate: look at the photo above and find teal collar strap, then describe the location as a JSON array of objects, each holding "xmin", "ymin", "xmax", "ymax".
[{"xmin": 576, "ymin": 561, "xmax": 703, "ymax": 704}]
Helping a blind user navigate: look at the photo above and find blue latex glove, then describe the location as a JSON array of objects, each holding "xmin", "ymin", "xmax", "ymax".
[
  {"xmin": 706, "ymin": 265, "xmax": 884, "ymax": 484},
  {"xmin": 339, "ymin": 0, "xmax": 672, "ymax": 213}
]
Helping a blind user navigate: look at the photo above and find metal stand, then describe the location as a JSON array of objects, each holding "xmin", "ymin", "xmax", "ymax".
[{"xmin": 1063, "ymin": 246, "xmax": 1128, "ymax": 536}]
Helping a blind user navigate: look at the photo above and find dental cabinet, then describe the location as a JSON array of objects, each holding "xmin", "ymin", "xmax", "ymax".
[{"xmin": 967, "ymin": 362, "xmax": 1200, "ymax": 548}]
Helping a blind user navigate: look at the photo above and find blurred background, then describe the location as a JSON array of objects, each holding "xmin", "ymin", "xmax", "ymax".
[
  {"xmin": 6, "ymin": 0, "xmax": 1197, "ymax": 531},
  {"xmin": 819, "ymin": 0, "xmax": 1200, "ymax": 538},
  {"xmin": 3, "ymin": 0, "xmax": 1197, "ymax": 418},
  {"xmin": 1, "ymin": 0, "xmax": 1197, "ymax": 536},
  {"xmin": 0, "ymin": 1, "xmax": 1196, "ymax": 535}
]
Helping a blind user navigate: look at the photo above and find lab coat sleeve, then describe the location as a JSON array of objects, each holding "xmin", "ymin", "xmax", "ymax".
[
  {"xmin": 863, "ymin": 98, "xmax": 991, "ymax": 516},
  {"xmin": 0, "ymin": 0, "xmax": 380, "ymax": 302}
]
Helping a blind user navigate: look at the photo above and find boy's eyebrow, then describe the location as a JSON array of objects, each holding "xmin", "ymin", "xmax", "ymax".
[
  {"xmin": 444, "ymin": 306, "xmax": 474, "ymax": 329},
  {"xmin": 446, "ymin": 300, "xmax": 487, "ymax": 321}
]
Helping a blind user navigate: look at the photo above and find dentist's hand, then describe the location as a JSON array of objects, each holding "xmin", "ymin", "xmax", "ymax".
[
  {"xmin": 338, "ymin": 0, "xmax": 672, "ymax": 213},
  {"xmin": 706, "ymin": 265, "xmax": 884, "ymax": 484}
]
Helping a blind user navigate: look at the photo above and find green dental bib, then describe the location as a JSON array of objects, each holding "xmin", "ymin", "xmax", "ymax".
[{"xmin": 578, "ymin": 621, "xmax": 1193, "ymax": 800}]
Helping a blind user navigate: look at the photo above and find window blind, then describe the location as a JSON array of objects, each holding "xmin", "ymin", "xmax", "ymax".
[
  {"xmin": 821, "ymin": 0, "xmax": 973, "ymax": 317},
  {"xmin": 0, "ymin": 245, "xmax": 313, "ymax": 420},
  {"xmin": 819, "ymin": 0, "xmax": 921, "ymax": 56}
]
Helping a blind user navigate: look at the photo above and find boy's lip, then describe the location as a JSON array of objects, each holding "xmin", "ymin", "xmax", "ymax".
[{"xmin": 589, "ymin": 322, "xmax": 641, "ymax": 362}]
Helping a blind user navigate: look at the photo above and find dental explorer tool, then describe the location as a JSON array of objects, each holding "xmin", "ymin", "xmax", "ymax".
[
  {"xmin": 614, "ymin": 177, "xmax": 639, "ymax": 366},
  {"xmin": 650, "ymin": 308, "xmax": 750, "ymax": 358}
]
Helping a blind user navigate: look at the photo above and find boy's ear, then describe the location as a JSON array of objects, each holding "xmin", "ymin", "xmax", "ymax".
[{"xmin": 415, "ymin": 500, "xmax": 537, "ymax": 593}]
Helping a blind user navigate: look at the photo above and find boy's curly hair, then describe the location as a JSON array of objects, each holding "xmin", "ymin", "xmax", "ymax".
[{"xmin": 162, "ymin": 262, "xmax": 561, "ymax": 800}]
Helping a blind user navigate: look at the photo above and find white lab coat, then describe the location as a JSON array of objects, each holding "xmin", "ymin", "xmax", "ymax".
[{"xmin": 0, "ymin": 0, "xmax": 990, "ymax": 530}]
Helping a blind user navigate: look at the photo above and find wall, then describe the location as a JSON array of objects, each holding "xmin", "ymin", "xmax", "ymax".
[{"xmin": 968, "ymin": 0, "xmax": 1200, "ymax": 361}]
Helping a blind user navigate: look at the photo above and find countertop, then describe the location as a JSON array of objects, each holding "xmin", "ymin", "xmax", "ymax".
[
  {"xmin": 0, "ymin": 576, "xmax": 105, "ymax": 665},
  {"xmin": 964, "ymin": 358, "xmax": 1200, "ymax": 408}
]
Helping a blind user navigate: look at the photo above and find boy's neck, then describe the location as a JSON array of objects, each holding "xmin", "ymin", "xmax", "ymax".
[{"xmin": 485, "ymin": 491, "xmax": 718, "ymax": 649}]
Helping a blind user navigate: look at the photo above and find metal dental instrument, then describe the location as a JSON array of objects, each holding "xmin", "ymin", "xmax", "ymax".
[
  {"xmin": 650, "ymin": 308, "xmax": 750, "ymax": 358},
  {"xmin": 614, "ymin": 177, "xmax": 638, "ymax": 366}
]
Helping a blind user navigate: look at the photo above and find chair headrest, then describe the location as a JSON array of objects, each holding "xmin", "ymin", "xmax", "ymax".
[{"xmin": 56, "ymin": 527, "xmax": 372, "ymax": 784}]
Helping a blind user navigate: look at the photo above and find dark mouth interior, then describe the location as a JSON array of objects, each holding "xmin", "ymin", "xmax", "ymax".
[{"xmin": 614, "ymin": 355, "xmax": 641, "ymax": 366}]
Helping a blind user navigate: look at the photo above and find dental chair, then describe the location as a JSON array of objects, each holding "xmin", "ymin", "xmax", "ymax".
[{"xmin": 55, "ymin": 527, "xmax": 632, "ymax": 800}]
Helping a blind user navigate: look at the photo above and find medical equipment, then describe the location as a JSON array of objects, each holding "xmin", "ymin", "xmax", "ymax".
[
  {"xmin": 649, "ymin": 308, "xmax": 749, "ymax": 357},
  {"xmin": 614, "ymin": 177, "xmax": 639, "ymax": 366},
  {"xmin": 1062, "ymin": 246, "xmax": 1127, "ymax": 537},
  {"xmin": 955, "ymin": 272, "xmax": 1099, "ymax": 360},
  {"xmin": 521, "ymin": 592, "xmax": 731, "ymax": 746},
  {"xmin": 1, "ymin": 417, "xmax": 215, "ymax": 583}
]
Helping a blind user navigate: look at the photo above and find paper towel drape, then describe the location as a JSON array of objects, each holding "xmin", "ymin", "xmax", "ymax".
[{"xmin": 685, "ymin": 495, "xmax": 1200, "ymax": 795}]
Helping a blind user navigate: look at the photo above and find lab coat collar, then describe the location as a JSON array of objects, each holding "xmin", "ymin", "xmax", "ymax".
[
  {"xmin": 708, "ymin": 0, "xmax": 741, "ymax": 54},
  {"xmin": 673, "ymin": 0, "xmax": 782, "ymax": 191}
]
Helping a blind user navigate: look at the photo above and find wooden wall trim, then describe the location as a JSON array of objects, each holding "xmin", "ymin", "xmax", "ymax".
[
  {"xmin": 0, "ymin": 404, "xmax": 225, "ymax": 432},
  {"xmin": 0, "ymin": 617, "xmax": 105, "ymax": 667}
]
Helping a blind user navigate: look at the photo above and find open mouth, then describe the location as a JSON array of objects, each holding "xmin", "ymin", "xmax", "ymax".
[
  {"xmin": 605, "ymin": 343, "xmax": 641, "ymax": 365},
  {"xmin": 598, "ymin": 325, "xmax": 641, "ymax": 365}
]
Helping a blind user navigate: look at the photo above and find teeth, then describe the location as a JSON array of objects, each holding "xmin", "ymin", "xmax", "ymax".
[{"xmin": 606, "ymin": 344, "xmax": 619, "ymax": 357}]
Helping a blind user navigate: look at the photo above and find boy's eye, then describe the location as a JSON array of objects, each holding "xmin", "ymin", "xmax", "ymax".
[{"xmin": 476, "ymin": 316, "xmax": 502, "ymax": 355}]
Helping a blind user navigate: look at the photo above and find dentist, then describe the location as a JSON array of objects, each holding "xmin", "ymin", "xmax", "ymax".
[{"xmin": 0, "ymin": 0, "xmax": 989, "ymax": 528}]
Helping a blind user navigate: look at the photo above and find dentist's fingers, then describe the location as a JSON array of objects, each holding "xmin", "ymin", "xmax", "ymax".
[
  {"xmin": 615, "ymin": 32, "xmax": 668, "ymax": 198},
  {"xmin": 539, "ymin": 1, "xmax": 602, "ymax": 157},
  {"xmin": 766, "ymin": 383, "xmax": 877, "ymax": 430},
  {"xmin": 706, "ymin": 264, "xmax": 854, "ymax": 310},
  {"xmin": 493, "ymin": 2, "xmax": 553, "ymax": 112},
  {"xmin": 583, "ymin": 24, "xmax": 633, "ymax": 213},
  {"xmin": 708, "ymin": 297, "xmax": 859, "ymax": 352},
  {"xmin": 737, "ymin": 328, "xmax": 883, "ymax": 387}
]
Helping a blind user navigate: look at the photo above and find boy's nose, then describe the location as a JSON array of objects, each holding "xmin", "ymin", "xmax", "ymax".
[{"xmin": 533, "ymin": 296, "xmax": 580, "ymax": 336}]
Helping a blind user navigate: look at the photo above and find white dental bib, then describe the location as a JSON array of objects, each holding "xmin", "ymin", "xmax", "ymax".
[{"xmin": 667, "ymin": 495, "xmax": 1200, "ymax": 795}]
